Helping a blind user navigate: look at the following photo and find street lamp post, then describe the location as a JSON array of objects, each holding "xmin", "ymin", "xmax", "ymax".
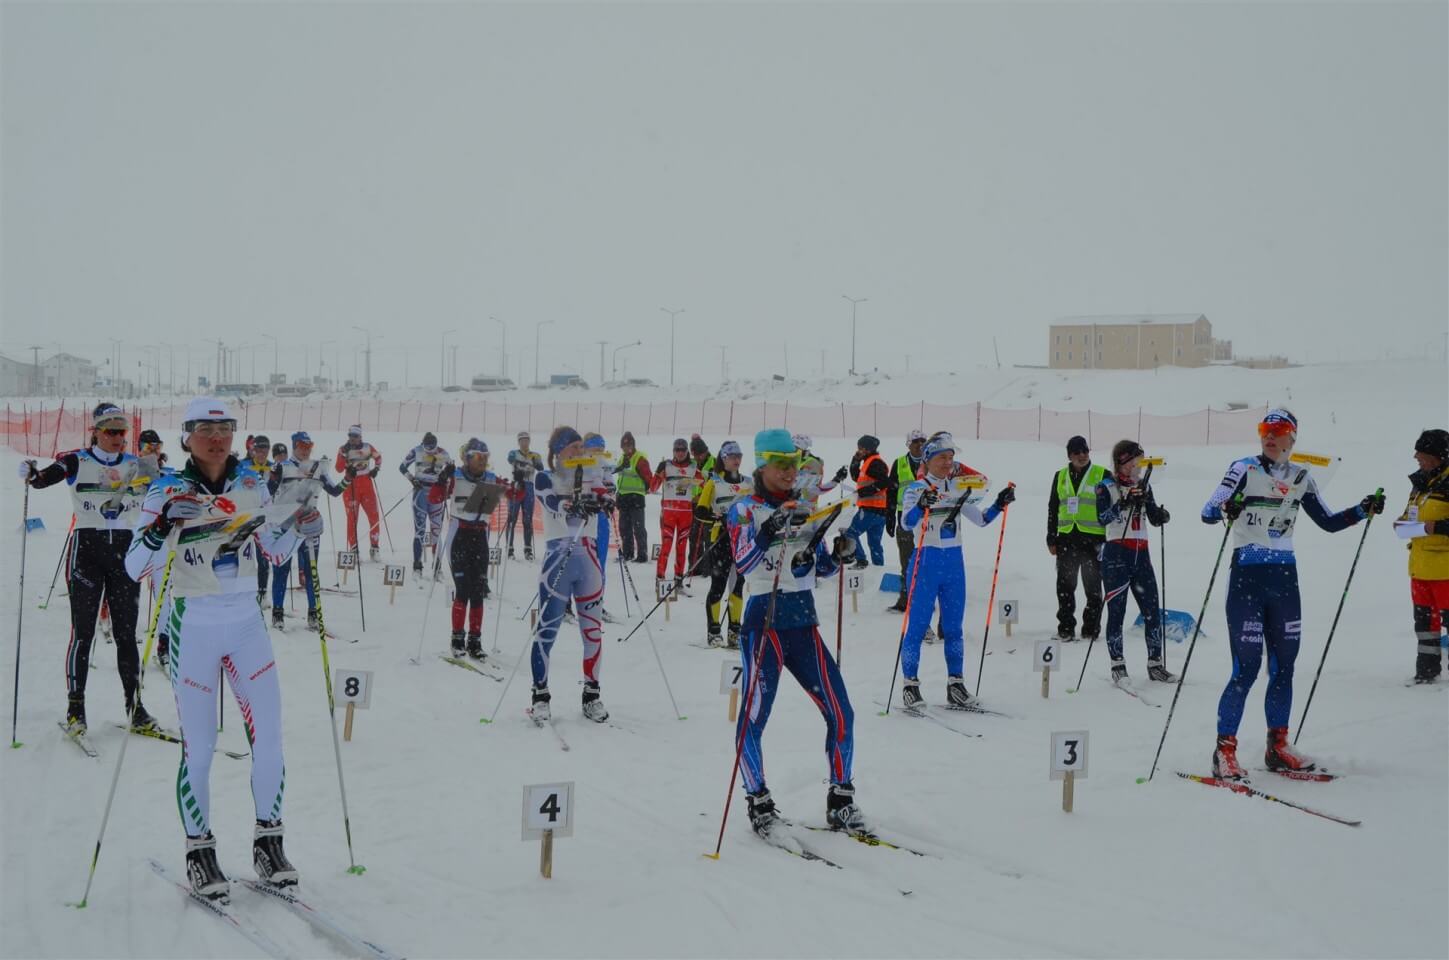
[
  {"xmin": 319, "ymin": 339, "xmax": 335, "ymax": 389},
  {"xmin": 262, "ymin": 333, "xmax": 278, "ymax": 388},
  {"xmin": 534, "ymin": 320, "xmax": 553, "ymax": 387},
  {"xmin": 661, "ymin": 307, "xmax": 684, "ymax": 386},
  {"xmin": 595, "ymin": 340, "xmax": 608, "ymax": 386},
  {"xmin": 611, "ymin": 340, "xmax": 641, "ymax": 382},
  {"xmin": 492, "ymin": 316, "xmax": 507, "ymax": 378},
  {"xmin": 352, "ymin": 326, "xmax": 375, "ymax": 391},
  {"xmin": 441, "ymin": 329, "xmax": 457, "ymax": 388},
  {"xmin": 842, "ymin": 295, "xmax": 867, "ymax": 376}
]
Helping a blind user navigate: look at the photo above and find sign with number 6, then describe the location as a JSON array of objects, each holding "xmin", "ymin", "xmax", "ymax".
[{"xmin": 1034, "ymin": 639, "xmax": 1060, "ymax": 672}]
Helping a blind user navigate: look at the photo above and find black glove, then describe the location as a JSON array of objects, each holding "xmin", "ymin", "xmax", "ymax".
[
  {"xmin": 1222, "ymin": 497, "xmax": 1244, "ymax": 522},
  {"xmin": 1359, "ymin": 492, "xmax": 1385, "ymax": 516},
  {"xmin": 758, "ymin": 509, "xmax": 790, "ymax": 544},
  {"xmin": 409, "ymin": 476, "xmax": 421, "ymax": 491},
  {"xmin": 832, "ymin": 534, "xmax": 856, "ymax": 561},
  {"xmin": 994, "ymin": 486, "xmax": 1016, "ymax": 509},
  {"xmin": 368, "ymin": 466, "xmax": 379, "ymax": 479},
  {"xmin": 1123, "ymin": 486, "xmax": 1145, "ymax": 508},
  {"xmin": 831, "ymin": 466, "xmax": 848, "ymax": 484},
  {"xmin": 791, "ymin": 550, "xmax": 813, "ymax": 570},
  {"xmin": 1150, "ymin": 506, "xmax": 1171, "ymax": 527},
  {"xmin": 885, "ymin": 513, "xmax": 897, "ymax": 537},
  {"xmin": 344, "ymin": 465, "xmax": 358, "ymax": 481},
  {"xmin": 920, "ymin": 487, "xmax": 941, "ymax": 509}
]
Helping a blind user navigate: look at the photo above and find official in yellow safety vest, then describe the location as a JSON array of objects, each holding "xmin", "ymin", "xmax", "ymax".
[{"xmin": 1046, "ymin": 435, "xmax": 1106, "ymax": 642}]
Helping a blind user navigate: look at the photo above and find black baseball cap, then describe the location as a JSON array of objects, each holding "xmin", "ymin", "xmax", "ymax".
[{"xmin": 1066, "ymin": 436, "xmax": 1089, "ymax": 455}]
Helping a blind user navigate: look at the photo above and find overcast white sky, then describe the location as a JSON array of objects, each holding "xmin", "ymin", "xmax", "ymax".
[{"xmin": 2, "ymin": 1, "xmax": 1445, "ymax": 389}]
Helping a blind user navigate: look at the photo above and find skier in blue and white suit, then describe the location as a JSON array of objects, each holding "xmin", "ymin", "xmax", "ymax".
[
  {"xmin": 897, "ymin": 434, "xmax": 1014, "ymax": 712},
  {"xmin": 529, "ymin": 426, "xmax": 611, "ymax": 724},
  {"xmin": 726, "ymin": 428, "xmax": 865, "ymax": 837},
  {"xmin": 582, "ymin": 433, "xmax": 620, "ymax": 623},
  {"xmin": 1202, "ymin": 408, "xmax": 1384, "ymax": 781},
  {"xmin": 398, "ymin": 431, "xmax": 453, "ymax": 575}
]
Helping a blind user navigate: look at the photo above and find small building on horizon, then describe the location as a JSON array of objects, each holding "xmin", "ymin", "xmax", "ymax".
[{"xmin": 1048, "ymin": 314, "xmax": 1233, "ymax": 370}]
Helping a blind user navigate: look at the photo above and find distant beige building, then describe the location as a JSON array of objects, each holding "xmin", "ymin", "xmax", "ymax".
[{"xmin": 1048, "ymin": 314, "xmax": 1231, "ymax": 370}]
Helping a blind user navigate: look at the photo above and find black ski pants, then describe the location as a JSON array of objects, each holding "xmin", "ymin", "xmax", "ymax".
[
  {"xmin": 618, "ymin": 494, "xmax": 649, "ymax": 562},
  {"xmin": 1055, "ymin": 531, "xmax": 1104, "ymax": 638},
  {"xmin": 66, "ymin": 529, "xmax": 141, "ymax": 703}
]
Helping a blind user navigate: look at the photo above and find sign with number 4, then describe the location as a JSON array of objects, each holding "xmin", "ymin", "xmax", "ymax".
[
  {"xmin": 334, "ymin": 669, "xmax": 373, "ymax": 709},
  {"xmin": 522, "ymin": 781, "xmax": 575, "ymax": 840}
]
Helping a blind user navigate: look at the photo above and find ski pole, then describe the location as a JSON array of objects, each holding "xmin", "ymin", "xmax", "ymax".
[
  {"xmin": 382, "ymin": 491, "xmax": 409, "ymax": 521},
  {"xmin": 410, "ymin": 530, "xmax": 449, "ymax": 665},
  {"xmin": 308, "ymin": 548, "xmax": 365, "ymax": 875},
  {"xmin": 618, "ymin": 551, "xmax": 632, "ymax": 618},
  {"xmin": 1293, "ymin": 489, "xmax": 1380, "ymax": 745},
  {"xmin": 835, "ymin": 545, "xmax": 845, "ymax": 664},
  {"xmin": 355, "ymin": 543, "xmax": 366, "ymax": 634},
  {"xmin": 705, "ymin": 537, "xmax": 791, "ymax": 861},
  {"xmin": 882, "ymin": 512, "xmax": 931, "ymax": 715},
  {"xmin": 40, "ymin": 516, "xmax": 76, "ymax": 610},
  {"xmin": 1142, "ymin": 506, "xmax": 1238, "ymax": 783},
  {"xmin": 616, "ymin": 534, "xmax": 684, "ymax": 720},
  {"xmin": 11, "ymin": 480, "xmax": 31, "ymax": 748},
  {"xmin": 974, "ymin": 485, "xmax": 1014, "ymax": 697},
  {"xmin": 325, "ymin": 494, "xmax": 340, "ymax": 586},
  {"xmin": 1160, "ymin": 521, "xmax": 1168, "ymax": 672},
  {"xmin": 488, "ymin": 531, "xmax": 512, "ymax": 655},
  {"xmin": 615, "ymin": 539, "xmax": 718, "ymax": 643},
  {"xmin": 70, "ymin": 550, "xmax": 175, "ymax": 908}
]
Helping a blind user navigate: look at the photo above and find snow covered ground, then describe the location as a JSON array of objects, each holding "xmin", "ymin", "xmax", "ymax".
[{"xmin": 1, "ymin": 359, "xmax": 1445, "ymax": 959}]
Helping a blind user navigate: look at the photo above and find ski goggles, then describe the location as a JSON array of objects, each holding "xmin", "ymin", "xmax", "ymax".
[
  {"xmin": 138, "ymin": 439, "xmax": 162, "ymax": 453},
  {"xmin": 758, "ymin": 450, "xmax": 802, "ymax": 469},
  {"xmin": 1114, "ymin": 442, "xmax": 1144, "ymax": 466},
  {"xmin": 191, "ymin": 422, "xmax": 235, "ymax": 439},
  {"xmin": 97, "ymin": 425, "xmax": 128, "ymax": 437},
  {"xmin": 1257, "ymin": 420, "xmax": 1297, "ymax": 440}
]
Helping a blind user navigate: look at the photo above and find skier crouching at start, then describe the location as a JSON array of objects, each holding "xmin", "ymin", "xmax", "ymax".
[
  {"xmin": 125, "ymin": 397, "xmax": 321, "ymax": 899},
  {"xmin": 896, "ymin": 434, "xmax": 1015, "ymax": 711},
  {"xmin": 726, "ymin": 429, "xmax": 862, "ymax": 836},
  {"xmin": 1203, "ymin": 408, "xmax": 1384, "ymax": 780}
]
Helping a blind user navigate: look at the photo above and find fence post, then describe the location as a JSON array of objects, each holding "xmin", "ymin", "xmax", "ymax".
[
  {"xmin": 435, "ymin": 403, "xmax": 442, "ymax": 432},
  {"xmin": 1087, "ymin": 410, "xmax": 1092, "ymax": 449},
  {"xmin": 873, "ymin": 402, "xmax": 878, "ymax": 435},
  {"xmin": 728, "ymin": 401, "xmax": 734, "ymax": 434},
  {"xmin": 783, "ymin": 400, "xmax": 789, "ymax": 431},
  {"xmin": 459, "ymin": 402, "xmax": 465, "ymax": 432},
  {"xmin": 839, "ymin": 403, "xmax": 845, "ymax": 437},
  {"xmin": 976, "ymin": 402, "xmax": 981, "ymax": 440},
  {"xmin": 919, "ymin": 400, "xmax": 925, "ymax": 430},
  {"xmin": 1037, "ymin": 404, "xmax": 1042, "ymax": 441},
  {"xmin": 1137, "ymin": 407, "xmax": 1142, "ymax": 442},
  {"xmin": 1205, "ymin": 408, "xmax": 1211, "ymax": 445},
  {"xmin": 671, "ymin": 400, "xmax": 678, "ymax": 435}
]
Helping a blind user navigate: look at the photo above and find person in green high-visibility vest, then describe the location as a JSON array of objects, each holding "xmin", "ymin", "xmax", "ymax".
[
  {"xmin": 1046, "ymin": 435, "xmax": 1106, "ymax": 642},
  {"xmin": 615, "ymin": 431, "xmax": 654, "ymax": 564}
]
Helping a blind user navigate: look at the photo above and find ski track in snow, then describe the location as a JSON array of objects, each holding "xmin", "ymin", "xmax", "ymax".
[{"xmin": 2, "ymin": 361, "xmax": 1446, "ymax": 959}]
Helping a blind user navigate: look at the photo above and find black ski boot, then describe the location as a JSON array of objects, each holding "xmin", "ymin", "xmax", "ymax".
[
  {"xmin": 413, "ymin": 560, "xmax": 424, "ymax": 576},
  {"xmin": 252, "ymin": 819, "xmax": 298, "ymax": 886},
  {"xmin": 185, "ymin": 833, "xmax": 229, "ymax": 900},
  {"xmin": 901, "ymin": 678, "xmax": 924, "ymax": 712},
  {"xmin": 887, "ymin": 595, "xmax": 908, "ymax": 613},
  {"xmin": 1414, "ymin": 652, "xmax": 1442, "ymax": 684},
  {"xmin": 1056, "ymin": 627, "xmax": 1075, "ymax": 642},
  {"xmin": 530, "ymin": 684, "xmax": 551, "ymax": 721},
  {"xmin": 825, "ymin": 782, "xmax": 868, "ymax": 835},
  {"xmin": 127, "ymin": 699, "xmax": 160, "ymax": 735},
  {"xmin": 156, "ymin": 633, "xmax": 171, "ymax": 673},
  {"xmin": 64, "ymin": 694, "xmax": 87, "ymax": 736},
  {"xmin": 746, "ymin": 788, "xmax": 781, "ymax": 837},
  {"xmin": 271, "ymin": 606, "xmax": 285, "ymax": 630},
  {"xmin": 507, "ymin": 546, "xmax": 516, "ymax": 560},
  {"xmin": 1111, "ymin": 662, "xmax": 1129, "ymax": 683},
  {"xmin": 706, "ymin": 630, "xmax": 725, "ymax": 649},
  {"xmin": 581, "ymin": 682, "xmax": 609, "ymax": 723},
  {"xmin": 306, "ymin": 610, "xmax": 319, "ymax": 631},
  {"xmin": 450, "ymin": 630, "xmax": 466, "ymax": 658},
  {"xmin": 466, "ymin": 633, "xmax": 484, "ymax": 660},
  {"xmin": 524, "ymin": 546, "xmax": 535, "ymax": 562},
  {"xmin": 946, "ymin": 676, "xmax": 972, "ymax": 709},
  {"xmin": 1146, "ymin": 661, "xmax": 1176, "ymax": 683},
  {"xmin": 369, "ymin": 546, "xmax": 380, "ymax": 562},
  {"xmin": 726, "ymin": 625, "xmax": 741, "ymax": 650}
]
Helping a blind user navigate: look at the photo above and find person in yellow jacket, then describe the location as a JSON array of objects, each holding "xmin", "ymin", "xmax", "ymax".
[
  {"xmin": 1046, "ymin": 436, "xmax": 1106, "ymax": 642},
  {"xmin": 693, "ymin": 440, "xmax": 753, "ymax": 647},
  {"xmin": 1395, "ymin": 429, "xmax": 1449, "ymax": 683}
]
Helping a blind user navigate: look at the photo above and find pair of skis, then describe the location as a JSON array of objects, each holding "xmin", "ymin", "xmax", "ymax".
[{"xmin": 1175, "ymin": 771, "xmax": 1359, "ymax": 827}]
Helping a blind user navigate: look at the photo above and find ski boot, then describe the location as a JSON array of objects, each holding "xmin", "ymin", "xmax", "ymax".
[
  {"xmin": 306, "ymin": 610, "xmax": 319, "ymax": 632},
  {"xmin": 1080, "ymin": 629, "xmax": 1099, "ymax": 644},
  {"xmin": 901, "ymin": 678, "xmax": 924, "ymax": 712},
  {"xmin": 1056, "ymin": 627, "xmax": 1075, "ymax": 643},
  {"xmin": 946, "ymin": 676, "xmax": 972, "ymax": 709},
  {"xmin": 825, "ymin": 782, "xmax": 868, "ymax": 835},
  {"xmin": 1212, "ymin": 734, "xmax": 1245, "ymax": 780},
  {"xmin": 507, "ymin": 546, "xmax": 516, "ymax": 560},
  {"xmin": 1146, "ymin": 661, "xmax": 1176, "ymax": 683},
  {"xmin": 413, "ymin": 560, "xmax": 424, "ymax": 576},
  {"xmin": 726, "ymin": 625, "xmax": 741, "ymax": 650},
  {"xmin": 674, "ymin": 576, "xmax": 690, "ymax": 598},
  {"xmin": 481, "ymin": 581, "xmax": 492, "ymax": 600},
  {"xmin": 466, "ymin": 633, "xmax": 484, "ymax": 661},
  {"xmin": 600, "ymin": 607, "xmax": 619, "ymax": 625},
  {"xmin": 746, "ymin": 788, "xmax": 781, "ymax": 837},
  {"xmin": 433, "ymin": 565, "xmax": 444, "ymax": 583},
  {"xmin": 450, "ymin": 630, "xmax": 466, "ymax": 658},
  {"xmin": 530, "ymin": 684, "xmax": 551, "ymax": 721},
  {"xmin": 887, "ymin": 595, "xmax": 908, "ymax": 613},
  {"xmin": 1414, "ymin": 651, "xmax": 1442, "ymax": 684},
  {"xmin": 256, "ymin": 589, "xmax": 266, "ymax": 609},
  {"xmin": 185, "ymin": 833, "xmax": 229, "ymax": 900},
  {"xmin": 1264, "ymin": 727, "xmax": 1316, "ymax": 774},
  {"xmin": 64, "ymin": 694, "xmax": 87, "ymax": 737},
  {"xmin": 524, "ymin": 547, "xmax": 535, "ymax": 562},
  {"xmin": 253, "ymin": 819, "xmax": 298, "ymax": 887},
  {"xmin": 706, "ymin": 630, "xmax": 725, "ymax": 649},
  {"xmin": 581, "ymin": 682, "xmax": 609, "ymax": 723},
  {"xmin": 850, "ymin": 557, "xmax": 869, "ymax": 571},
  {"xmin": 127, "ymin": 699, "xmax": 160, "ymax": 735},
  {"xmin": 1110, "ymin": 661, "xmax": 1129, "ymax": 683},
  {"xmin": 271, "ymin": 606, "xmax": 285, "ymax": 630},
  {"xmin": 922, "ymin": 626, "xmax": 937, "ymax": 645},
  {"xmin": 156, "ymin": 634, "xmax": 170, "ymax": 673},
  {"xmin": 369, "ymin": 546, "xmax": 380, "ymax": 562}
]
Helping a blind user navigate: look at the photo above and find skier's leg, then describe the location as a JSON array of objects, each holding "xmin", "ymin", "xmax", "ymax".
[
  {"xmin": 530, "ymin": 545, "xmax": 575, "ymax": 687},
  {"xmin": 298, "ymin": 540, "xmax": 317, "ymax": 612},
  {"xmin": 1262, "ymin": 567, "xmax": 1302, "ymax": 731},
  {"xmin": 736, "ymin": 627, "xmax": 784, "ymax": 794},
  {"xmin": 344, "ymin": 489, "xmax": 361, "ymax": 552},
  {"xmin": 900, "ymin": 554, "xmax": 938, "ymax": 680},
  {"xmin": 1216, "ymin": 566, "xmax": 1264, "ymax": 737},
  {"xmin": 1133, "ymin": 558, "xmax": 1164, "ymax": 662},
  {"xmin": 271, "ymin": 558, "xmax": 290, "ymax": 609},
  {"xmin": 521, "ymin": 487, "xmax": 536, "ymax": 551},
  {"xmin": 65, "ymin": 542, "xmax": 102, "ymax": 699},
  {"xmin": 1102, "ymin": 548, "xmax": 1130, "ymax": 664},
  {"xmin": 780, "ymin": 625, "xmax": 855, "ymax": 786},
  {"xmin": 104, "ymin": 548, "xmax": 143, "ymax": 706},
  {"xmin": 670, "ymin": 515, "xmax": 690, "ymax": 579},
  {"xmin": 1080, "ymin": 539, "xmax": 1105, "ymax": 638},
  {"xmin": 656, "ymin": 518, "xmax": 675, "ymax": 580},
  {"xmin": 411, "ymin": 490, "xmax": 427, "ymax": 566},
  {"xmin": 1055, "ymin": 546, "xmax": 1079, "ymax": 635},
  {"xmin": 939, "ymin": 556, "xmax": 967, "ymax": 677},
  {"xmin": 575, "ymin": 546, "xmax": 604, "ymax": 683},
  {"xmin": 362, "ymin": 487, "xmax": 381, "ymax": 549},
  {"xmin": 220, "ymin": 614, "xmax": 285, "ymax": 823},
  {"xmin": 169, "ymin": 599, "xmax": 223, "ymax": 836}
]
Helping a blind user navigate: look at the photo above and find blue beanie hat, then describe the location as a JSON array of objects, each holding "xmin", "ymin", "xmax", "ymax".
[
  {"xmin": 754, "ymin": 428, "xmax": 796, "ymax": 468},
  {"xmin": 550, "ymin": 427, "xmax": 583, "ymax": 455},
  {"xmin": 923, "ymin": 434, "xmax": 956, "ymax": 460},
  {"xmin": 719, "ymin": 440, "xmax": 742, "ymax": 459},
  {"xmin": 291, "ymin": 430, "xmax": 312, "ymax": 445},
  {"xmin": 463, "ymin": 437, "xmax": 488, "ymax": 456},
  {"xmin": 584, "ymin": 434, "xmax": 606, "ymax": 450}
]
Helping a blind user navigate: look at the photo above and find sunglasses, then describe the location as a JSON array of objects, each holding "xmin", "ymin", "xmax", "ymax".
[
  {"xmin": 760, "ymin": 451, "xmax": 802, "ymax": 468},
  {"xmin": 1257, "ymin": 421, "xmax": 1296, "ymax": 440},
  {"xmin": 99, "ymin": 427, "xmax": 128, "ymax": 437}
]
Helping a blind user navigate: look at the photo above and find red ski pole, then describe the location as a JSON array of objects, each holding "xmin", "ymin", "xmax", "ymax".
[{"xmin": 974, "ymin": 484, "xmax": 1014, "ymax": 696}]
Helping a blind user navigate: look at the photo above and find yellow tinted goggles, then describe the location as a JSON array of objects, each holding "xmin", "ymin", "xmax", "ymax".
[{"xmin": 758, "ymin": 451, "xmax": 802, "ymax": 469}]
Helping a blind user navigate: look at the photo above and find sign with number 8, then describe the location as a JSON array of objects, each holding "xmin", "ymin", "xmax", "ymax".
[{"xmin": 333, "ymin": 669, "xmax": 373, "ymax": 709}]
